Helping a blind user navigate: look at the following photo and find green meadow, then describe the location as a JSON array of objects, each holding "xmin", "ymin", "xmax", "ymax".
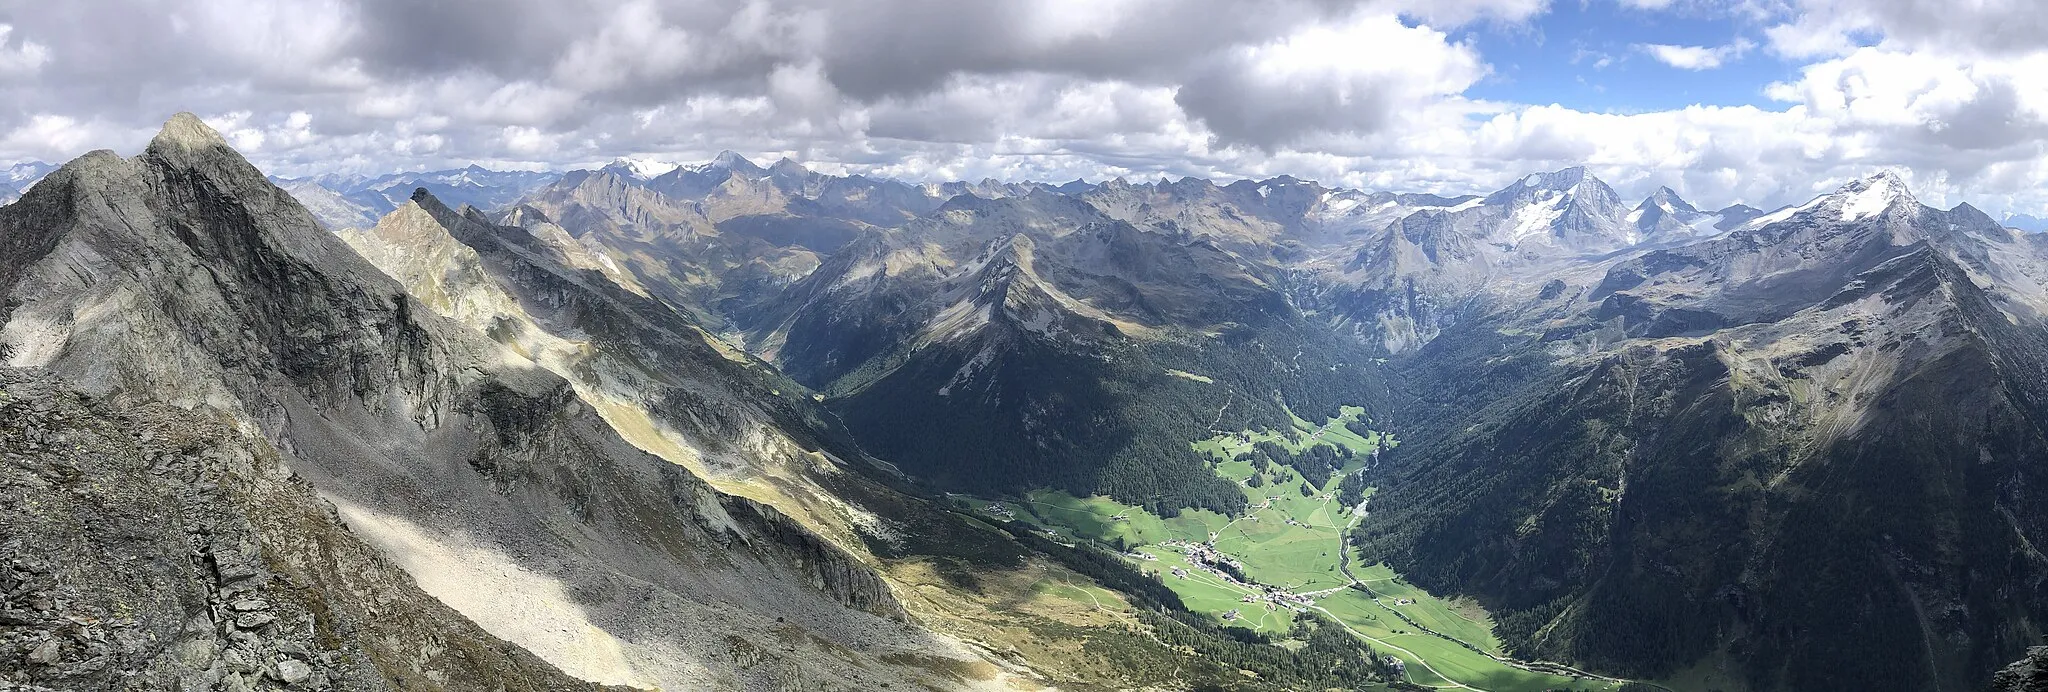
[{"xmin": 965, "ymin": 406, "xmax": 1623, "ymax": 690}]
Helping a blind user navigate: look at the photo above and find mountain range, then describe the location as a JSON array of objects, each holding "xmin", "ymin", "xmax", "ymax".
[{"xmin": 4, "ymin": 115, "xmax": 2046, "ymax": 691}]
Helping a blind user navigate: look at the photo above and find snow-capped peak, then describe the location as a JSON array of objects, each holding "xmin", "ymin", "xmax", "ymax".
[
  {"xmin": 1741, "ymin": 171, "xmax": 1919, "ymax": 231},
  {"xmin": 5, "ymin": 161, "xmax": 54, "ymax": 185},
  {"xmin": 1833, "ymin": 170, "xmax": 1916, "ymax": 222},
  {"xmin": 604, "ymin": 157, "xmax": 680, "ymax": 180},
  {"xmin": 1488, "ymin": 166, "xmax": 1607, "ymax": 206},
  {"xmin": 1640, "ymin": 186, "xmax": 1697, "ymax": 216}
]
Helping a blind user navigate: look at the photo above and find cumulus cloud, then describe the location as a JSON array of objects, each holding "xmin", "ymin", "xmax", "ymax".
[
  {"xmin": 1766, "ymin": 0, "xmax": 2048, "ymax": 59},
  {"xmin": 1636, "ymin": 38, "xmax": 1754, "ymax": 70},
  {"xmin": 0, "ymin": 24, "xmax": 50, "ymax": 76},
  {"xmin": 1175, "ymin": 12, "xmax": 1487, "ymax": 150}
]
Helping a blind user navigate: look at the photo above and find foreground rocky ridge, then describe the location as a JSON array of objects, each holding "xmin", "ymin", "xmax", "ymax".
[
  {"xmin": 0, "ymin": 114, "xmax": 1009, "ymax": 691},
  {"xmin": 0, "ymin": 366, "xmax": 619, "ymax": 691}
]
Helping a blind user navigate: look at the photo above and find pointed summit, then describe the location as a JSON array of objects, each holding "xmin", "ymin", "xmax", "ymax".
[
  {"xmin": 1831, "ymin": 170, "xmax": 1917, "ymax": 222},
  {"xmin": 710, "ymin": 150, "xmax": 764, "ymax": 175},
  {"xmin": 140, "ymin": 111, "xmax": 280, "ymax": 194},
  {"xmin": 1839, "ymin": 170, "xmax": 1911, "ymax": 198},
  {"xmin": 150, "ymin": 112, "xmax": 230, "ymax": 153},
  {"xmin": 769, "ymin": 157, "xmax": 813, "ymax": 179},
  {"xmin": 1639, "ymin": 186, "xmax": 1699, "ymax": 215}
]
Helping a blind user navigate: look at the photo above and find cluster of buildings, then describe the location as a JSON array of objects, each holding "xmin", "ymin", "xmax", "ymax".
[
  {"xmin": 1157, "ymin": 540, "xmax": 1250, "ymax": 586},
  {"xmin": 1164, "ymin": 540, "xmax": 1241, "ymax": 570},
  {"xmin": 1239, "ymin": 587, "xmax": 1317, "ymax": 613}
]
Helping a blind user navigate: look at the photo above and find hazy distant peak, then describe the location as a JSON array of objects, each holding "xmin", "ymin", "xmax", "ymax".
[
  {"xmin": 1640, "ymin": 186, "xmax": 1697, "ymax": 215},
  {"xmin": 711, "ymin": 149, "xmax": 764, "ymax": 174},
  {"xmin": 769, "ymin": 157, "xmax": 813, "ymax": 177}
]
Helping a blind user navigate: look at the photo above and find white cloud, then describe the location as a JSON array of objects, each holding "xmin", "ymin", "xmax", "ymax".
[
  {"xmin": 1637, "ymin": 38, "xmax": 1755, "ymax": 70},
  {"xmin": 1175, "ymin": 11, "xmax": 1487, "ymax": 149},
  {"xmin": 1766, "ymin": 0, "xmax": 2048, "ymax": 59},
  {"xmin": 551, "ymin": 1, "xmax": 701, "ymax": 93},
  {"xmin": 0, "ymin": 24, "xmax": 51, "ymax": 76},
  {"xmin": 1382, "ymin": 0, "xmax": 1551, "ymax": 26}
]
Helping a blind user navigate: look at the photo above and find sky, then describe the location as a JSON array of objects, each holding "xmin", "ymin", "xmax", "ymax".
[{"xmin": 1, "ymin": 0, "xmax": 2046, "ymax": 216}]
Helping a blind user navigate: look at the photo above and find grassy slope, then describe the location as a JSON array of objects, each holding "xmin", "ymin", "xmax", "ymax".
[{"xmin": 967, "ymin": 408, "xmax": 1617, "ymax": 691}]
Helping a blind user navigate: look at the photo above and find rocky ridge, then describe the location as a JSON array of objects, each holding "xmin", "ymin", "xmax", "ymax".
[
  {"xmin": 0, "ymin": 114, "xmax": 1008, "ymax": 691},
  {"xmin": 0, "ymin": 366, "xmax": 621, "ymax": 691}
]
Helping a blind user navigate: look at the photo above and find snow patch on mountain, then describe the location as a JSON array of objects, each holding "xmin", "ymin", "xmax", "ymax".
[
  {"xmin": 1508, "ymin": 191, "xmax": 1567, "ymax": 247},
  {"xmin": 1841, "ymin": 173, "xmax": 1910, "ymax": 221},
  {"xmin": 605, "ymin": 157, "xmax": 681, "ymax": 180}
]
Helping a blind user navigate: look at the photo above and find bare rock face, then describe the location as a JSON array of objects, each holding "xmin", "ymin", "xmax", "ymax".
[
  {"xmin": 1994, "ymin": 647, "xmax": 2048, "ymax": 692},
  {"xmin": 0, "ymin": 367, "xmax": 619, "ymax": 691},
  {"xmin": 0, "ymin": 114, "xmax": 999, "ymax": 691}
]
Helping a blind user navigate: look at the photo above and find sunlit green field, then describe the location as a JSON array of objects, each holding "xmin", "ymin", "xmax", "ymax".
[
  {"xmin": 1354, "ymin": 564, "xmax": 1506, "ymax": 655},
  {"xmin": 963, "ymin": 406, "xmax": 1624, "ymax": 690}
]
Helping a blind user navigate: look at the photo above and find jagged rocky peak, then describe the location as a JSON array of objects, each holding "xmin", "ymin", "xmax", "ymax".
[
  {"xmin": 141, "ymin": 112, "xmax": 286, "ymax": 197},
  {"xmin": 498, "ymin": 201, "xmax": 552, "ymax": 226},
  {"xmin": 151, "ymin": 111, "xmax": 230, "ymax": 152},
  {"xmin": 1639, "ymin": 185, "xmax": 1699, "ymax": 215},
  {"xmin": 1629, "ymin": 185, "xmax": 1729, "ymax": 240},
  {"xmin": 974, "ymin": 232, "xmax": 1039, "ymax": 279},
  {"xmin": 1488, "ymin": 165, "xmax": 1615, "ymax": 202}
]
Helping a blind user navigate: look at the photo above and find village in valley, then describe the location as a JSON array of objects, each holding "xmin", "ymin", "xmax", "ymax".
[{"xmin": 1157, "ymin": 538, "xmax": 1319, "ymax": 619}]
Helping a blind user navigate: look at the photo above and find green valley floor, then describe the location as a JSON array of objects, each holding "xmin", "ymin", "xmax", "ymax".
[{"xmin": 955, "ymin": 406, "xmax": 1630, "ymax": 692}]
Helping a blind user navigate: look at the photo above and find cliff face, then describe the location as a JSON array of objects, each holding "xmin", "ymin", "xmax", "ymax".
[
  {"xmin": 0, "ymin": 114, "xmax": 997, "ymax": 691},
  {"xmin": 0, "ymin": 367, "xmax": 620, "ymax": 691}
]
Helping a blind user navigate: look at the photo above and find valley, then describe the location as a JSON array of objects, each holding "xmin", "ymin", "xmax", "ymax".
[{"xmin": 959, "ymin": 406, "xmax": 1624, "ymax": 691}]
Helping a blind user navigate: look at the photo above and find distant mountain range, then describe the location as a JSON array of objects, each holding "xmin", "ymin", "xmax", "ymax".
[
  {"xmin": 266, "ymin": 165, "xmax": 559, "ymax": 231},
  {"xmin": 9, "ymin": 120, "xmax": 2048, "ymax": 691},
  {"xmin": 0, "ymin": 161, "xmax": 56, "ymax": 205},
  {"xmin": 2006, "ymin": 213, "xmax": 2048, "ymax": 232},
  {"xmin": 9, "ymin": 149, "xmax": 2046, "ymax": 240}
]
